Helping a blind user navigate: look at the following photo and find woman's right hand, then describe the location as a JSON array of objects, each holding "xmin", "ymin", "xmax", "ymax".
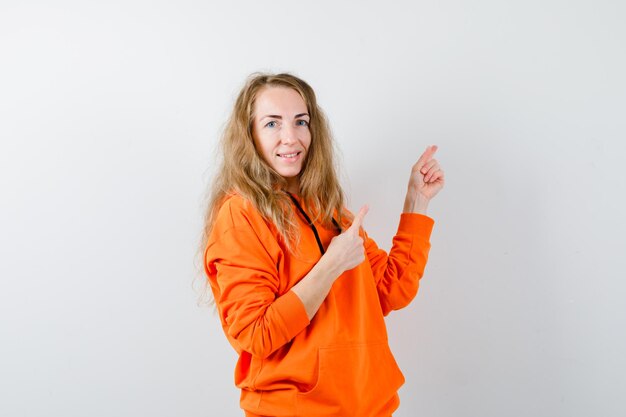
[
  {"xmin": 324, "ymin": 206, "xmax": 369, "ymax": 274},
  {"xmin": 291, "ymin": 205, "xmax": 369, "ymax": 320}
]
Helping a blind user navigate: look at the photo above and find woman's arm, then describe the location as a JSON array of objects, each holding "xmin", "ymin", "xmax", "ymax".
[
  {"xmin": 207, "ymin": 223, "xmax": 310, "ymax": 359},
  {"xmin": 368, "ymin": 145, "xmax": 445, "ymax": 314},
  {"xmin": 295, "ymin": 145, "xmax": 445, "ymax": 317},
  {"xmin": 365, "ymin": 214, "xmax": 434, "ymax": 314},
  {"xmin": 207, "ymin": 200, "xmax": 369, "ymax": 358}
]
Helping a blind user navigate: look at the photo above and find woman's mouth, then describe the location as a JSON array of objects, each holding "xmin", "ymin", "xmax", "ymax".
[{"xmin": 277, "ymin": 151, "xmax": 301, "ymax": 160}]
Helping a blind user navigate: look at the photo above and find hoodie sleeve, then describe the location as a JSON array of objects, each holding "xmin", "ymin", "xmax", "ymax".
[
  {"xmin": 364, "ymin": 213, "xmax": 434, "ymax": 316},
  {"xmin": 204, "ymin": 199, "xmax": 310, "ymax": 359}
]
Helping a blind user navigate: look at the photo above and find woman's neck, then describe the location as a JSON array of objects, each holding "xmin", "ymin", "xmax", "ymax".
[{"xmin": 285, "ymin": 177, "xmax": 300, "ymax": 195}]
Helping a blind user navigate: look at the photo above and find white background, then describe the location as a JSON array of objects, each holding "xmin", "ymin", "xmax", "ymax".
[{"xmin": 1, "ymin": 1, "xmax": 625, "ymax": 416}]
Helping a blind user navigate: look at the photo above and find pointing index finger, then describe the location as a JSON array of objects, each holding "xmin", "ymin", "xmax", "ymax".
[
  {"xmin": 348, "ymin": 205, "xmax": 369, "ymax": 234},
  {"xmin": 415, "ymin": 145, "xmax": 438, "ymax": 170}
]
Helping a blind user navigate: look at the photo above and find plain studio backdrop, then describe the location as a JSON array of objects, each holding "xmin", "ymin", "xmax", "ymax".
[{"xmin": 1, "ymin": 0, "xmax": 625, "ymax": 416}]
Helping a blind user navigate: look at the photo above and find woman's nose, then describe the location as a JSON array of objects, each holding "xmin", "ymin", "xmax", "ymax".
[{"xmin": 280, "ymin": 125, "xmax": 297, "ymax": 144}]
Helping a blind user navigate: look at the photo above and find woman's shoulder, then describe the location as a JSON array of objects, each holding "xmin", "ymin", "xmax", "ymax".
[
  {"xmin": 218, "ymin": 192, "xmax": 251, "ymax": 211},
  {"xmin": 208, "ymin": 192, "xmax": 281, "ymax": 253},
  {"xmin": 213, "ymin": 192, "xmax": 266, "ymax": 231}
]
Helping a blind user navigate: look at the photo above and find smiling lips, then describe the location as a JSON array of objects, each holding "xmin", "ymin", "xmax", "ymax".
[{"xmin": 277, "ymin": 151, "xmax": 302, "ymax": 160}]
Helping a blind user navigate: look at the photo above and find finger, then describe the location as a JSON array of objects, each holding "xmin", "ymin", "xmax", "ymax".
[
  {"xmin": 424, "ymin": 162, "xmax": 440, "ymax": 181},
  {"xmin": 425, "ymin": 168, "xmax": 438, "ymax": 183},
  {"xmin": 431, "ymin": 169, "xmax": 445, "ymax": 182},
  {"xmin": 427, "ymin": 169, "xmax": 444, "ymax": 183},
  {"xmin": 348, "ymin": 205, "xmax": 369, "ymax": 234},
  {"xmin": 420, "ymin": 159, "xmax": 438, "ymax": 175},
  {"xmin": 414, "ymin": 145, "xmax": 438, "ymax": 171}
]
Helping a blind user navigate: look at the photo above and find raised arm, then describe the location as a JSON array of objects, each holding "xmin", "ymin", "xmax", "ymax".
[
  {"xmin": 369, "ymin": 145, "xmax": 444, "ymax": 314},
  {"xmin": 365, "ymin": 214, "xmax": 434, "ymax": 315}
]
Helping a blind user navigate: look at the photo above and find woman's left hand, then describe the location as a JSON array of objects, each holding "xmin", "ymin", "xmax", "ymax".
[{"xmin": 404, "ymin": 145, "xmax": 445, "ymax": 213}]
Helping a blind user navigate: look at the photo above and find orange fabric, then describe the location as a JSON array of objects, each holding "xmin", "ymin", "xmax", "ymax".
[{"xmin": 204, "ymin": 194, "xmax": 434, "ymax": 417}]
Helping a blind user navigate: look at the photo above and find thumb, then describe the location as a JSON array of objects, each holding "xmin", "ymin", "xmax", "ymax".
[{"xmin": 348, "ymin": 205, "xmax": 369, "ymax": 234}]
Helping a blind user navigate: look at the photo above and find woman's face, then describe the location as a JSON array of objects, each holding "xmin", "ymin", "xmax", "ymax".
[{"xmin": 251, "ymin": 86, "xmax": 311, "ymax": 193}]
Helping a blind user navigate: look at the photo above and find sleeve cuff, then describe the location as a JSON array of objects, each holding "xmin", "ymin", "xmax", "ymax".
[
  {"xmin": 397, "ymin": 213, "xmax": 435, "ymax": 240},
  {"xmin": 273, "ymin": 290, "xmax": 311, "ymax": 339}
]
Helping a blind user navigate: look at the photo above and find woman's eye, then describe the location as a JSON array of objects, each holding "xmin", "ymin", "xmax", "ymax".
[
  {"xmin": 265, "ymin": 121, "xmax": 277, "ymax": 128},
  {"xmin": 297, "ymin": 120, "xmax": 309, "ymax": 127}
]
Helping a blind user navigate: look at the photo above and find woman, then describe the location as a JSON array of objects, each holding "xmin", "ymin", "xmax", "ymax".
[{"xmin": 201, "ymin": 73, "xmax": 444, "ymax": 417}]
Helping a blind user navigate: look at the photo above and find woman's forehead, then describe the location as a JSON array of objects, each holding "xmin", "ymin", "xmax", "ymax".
[{"xmin": 254, "ymin": 86, "xmax": 308, "ymax": 116}]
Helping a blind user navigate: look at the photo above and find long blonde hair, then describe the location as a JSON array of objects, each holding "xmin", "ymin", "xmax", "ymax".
[{"xmin": 195, "ymin": 72, "xmax": 347, "ymax": 305}]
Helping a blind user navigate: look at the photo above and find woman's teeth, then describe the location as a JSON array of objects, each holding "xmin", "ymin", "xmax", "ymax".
[{"xmin": 279, "ymin": 152, "xmax": 298, "ymax": 158}]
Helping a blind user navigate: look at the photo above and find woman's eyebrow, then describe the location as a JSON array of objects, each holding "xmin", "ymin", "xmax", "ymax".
[
  {"xmin": 260, "ymin": 114, "xmax": 282, "ymax": 120},
  {"xmin": 260, "ymin": 113, "xmax": 310, "ymax": 120}
]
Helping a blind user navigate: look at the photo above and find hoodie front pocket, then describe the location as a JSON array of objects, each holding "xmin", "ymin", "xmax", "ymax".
[{"xmin": 296, "ymin": 342, "xmax": 404, "ymax": 416}]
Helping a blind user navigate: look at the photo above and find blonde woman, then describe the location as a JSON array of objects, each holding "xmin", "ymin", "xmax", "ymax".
[{"xmin": 200, "ymin": 73, "xmax": 444, "ymax": 417}]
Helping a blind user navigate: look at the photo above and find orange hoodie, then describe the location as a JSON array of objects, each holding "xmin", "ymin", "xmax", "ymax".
[{"xmin": 204, "ymin": 194, "xmax": 434, "ymax": 417}]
